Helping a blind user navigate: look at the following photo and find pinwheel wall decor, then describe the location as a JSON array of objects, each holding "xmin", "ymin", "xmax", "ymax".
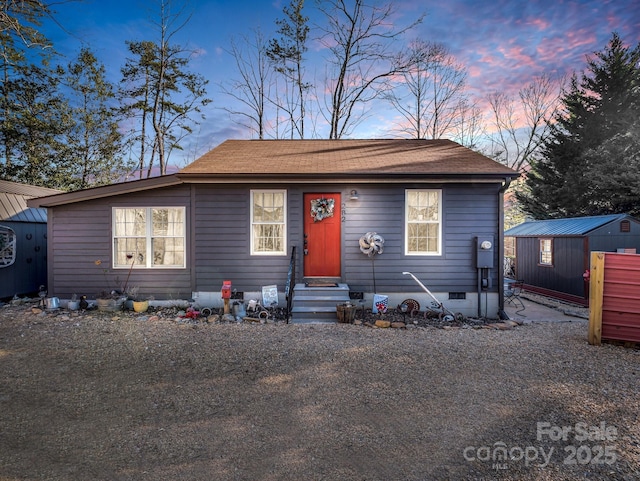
[
  {"xmin": 358, "ymin": 232, "xmax": 384, "ymax": 257},
  {"xmin": 359, "ymin": 232, "xmax": 385, "ymax": 293}
]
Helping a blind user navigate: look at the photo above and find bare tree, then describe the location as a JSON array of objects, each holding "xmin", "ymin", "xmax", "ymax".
[
  {"xmin": 220, "ymin": 29, "xmax": 274, "ymax": 139},
  {"xmin": 487, "ymin": 73, "xmax": 563, "ymax": 172},
  {"xmin": 316, "ymin": 0, "xmax": 424, "ymax": 139},
  {"xmin": 386, "ymin": 40, "xmax": 469, "ymax": 139},
  {"xmin": 120, "ymin": 0, "xmax": 210, "ymax": 177},
  {"xmin": 267, "ymin": 0, "xmax": 311, "ymax": 139},
  {"xmin": 452, "ymin": 97, "xmax": 486, "ymax": 150}
]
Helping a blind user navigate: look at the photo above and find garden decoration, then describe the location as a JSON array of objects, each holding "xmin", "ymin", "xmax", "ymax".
[
  {"xmin": 402, "ymin": 271, "xmax": 465, "ymax": 322},
  {"xmin": 373, "ymin": 293, "xmax": 388, "ymax": 315},
  {"xmin": 94, "ymin": 253, "xmax": 143, "ymax": 311},
  {"xmin": 359, "ymin": 231, "xmax": 384, "ymax": 257},
  {"xmin": 310, "ymin": 197, "xmax": 334, "ymax": 222},
  {"xmin": 359, "ymin": 231, "xmax": 385, "ymax": 294},
  {"xmin": 0, "ymin": 225, "xmax": 16, "ymax": 268}
]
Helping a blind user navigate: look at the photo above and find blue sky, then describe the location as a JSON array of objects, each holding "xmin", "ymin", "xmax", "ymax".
[{"xmin": 42, "ymin": 0, "xmax": 640, "ymax": 166}]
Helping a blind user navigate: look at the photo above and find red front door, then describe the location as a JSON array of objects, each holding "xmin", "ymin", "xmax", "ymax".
[{"xmin": 304, "ymin": 193, "xmax": 341, "ymax": 277}]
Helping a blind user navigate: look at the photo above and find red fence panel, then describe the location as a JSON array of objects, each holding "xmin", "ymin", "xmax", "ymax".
[{"xmin": 589, "ymin": 252, "xmax": 640, "ymax": 345}]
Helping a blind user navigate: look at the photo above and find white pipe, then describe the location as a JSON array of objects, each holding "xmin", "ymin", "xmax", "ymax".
[{"xmin": 402, "ymin": 271, "xmax": 442, "ymax": 306}]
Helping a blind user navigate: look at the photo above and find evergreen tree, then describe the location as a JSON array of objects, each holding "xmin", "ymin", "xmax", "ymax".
[
  {"xmin": 120, "ymin": 40, "xmax": 155, "ymax": 178},
  {"xmin": 0, "ymin": 61, "xmax": 74, "ymax": 188},
  {"xmin": 120, "ymin": 0, "xmax": 211, "ymax": 177},
  {"xmin": 64, "ymin": 48, "xmax": 130, "ymax": 189},
  {"xmin": 519, "ymin": 33, "xmax": 640, "ymax": 219},
  {"xmin": 0, "ymin": 0, "xmax": 68, "ymax": 187}
]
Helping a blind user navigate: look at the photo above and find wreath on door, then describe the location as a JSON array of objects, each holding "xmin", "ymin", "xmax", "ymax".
[{"xmin": 310, "ymin": 197, "xmax": 335, "ymax": 222}]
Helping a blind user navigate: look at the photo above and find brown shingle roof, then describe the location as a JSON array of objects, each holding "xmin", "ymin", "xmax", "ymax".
[
  {"xmin": 179, "ymin": 139, "xmax": 517, "ymax": 178},
  {"xmin": 27, "ymin": 139, "xmax": 519, "ymax": 208}
]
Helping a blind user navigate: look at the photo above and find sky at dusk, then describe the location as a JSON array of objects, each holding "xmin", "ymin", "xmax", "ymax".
[{"xmin": 41, "ymin": 0, "xmax": 640, "ymax": 166}]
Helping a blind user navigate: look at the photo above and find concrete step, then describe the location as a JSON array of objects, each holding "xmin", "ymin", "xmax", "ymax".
[
  {"xmin": 291, "ymin": 309, "xmax": 339, "ymax": 323},
  {"xmin": 290, "ymin": 283, "xmax": 350, "ymax": 324}
]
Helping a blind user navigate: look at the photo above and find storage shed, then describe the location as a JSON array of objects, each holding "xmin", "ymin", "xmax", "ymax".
[
  {"xmin": 504, "ymin": 214, "xmax": 640, "ymax": 305},
  {"xmin": 0, "ymin": 180, "xmax": 61, "ymax": 299}
]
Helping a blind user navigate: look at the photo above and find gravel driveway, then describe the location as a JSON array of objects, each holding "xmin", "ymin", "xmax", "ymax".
[{"xmin": 0, "ymin": 301, "xmax": 638, "ymax": 480}]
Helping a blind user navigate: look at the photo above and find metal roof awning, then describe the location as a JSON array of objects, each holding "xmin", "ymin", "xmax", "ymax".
[{"xmin": 505, "ymin": 214, "xmax": 631, "ymax": 236}]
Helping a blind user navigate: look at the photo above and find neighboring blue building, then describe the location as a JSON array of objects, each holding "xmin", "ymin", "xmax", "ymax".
[
  {"xmin": 0, "ymin": 180, "xmax": 61, "ymax": 299},
  {"xmin": 505, "ymin": 214, "xmax": 640, "ymax": 305}
]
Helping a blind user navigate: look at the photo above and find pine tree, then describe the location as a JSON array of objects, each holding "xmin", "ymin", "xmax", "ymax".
[
  {"xmin": 0, "ymin": 61, "xmax": 73, "ymax": 188},
  {"xmin": 0, "ymin": 0, "xmax": 68, "ymax": 187},
  {"xmin": 519, "ymin": 33, "xmax": 640, "ymax": 219},
  {"xmin": 120, "ymin": 1, "xmax": 211, "ymax": 178},
  {"xmin": 64, "ymin": 48, "xmax": 129, "ymax": 189}
]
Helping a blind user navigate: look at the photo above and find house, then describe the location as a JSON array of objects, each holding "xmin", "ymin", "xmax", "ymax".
[
  {"xmin": 504, "ymin": 214, "xmax": 640, "ymax": 305},
  {"xmin": 27, "ymin": 139, "xmax": 518, "ymax": 320},
  {"xmin": 0, "ymin": 180, "xmax": 62, "ymax": 299}
]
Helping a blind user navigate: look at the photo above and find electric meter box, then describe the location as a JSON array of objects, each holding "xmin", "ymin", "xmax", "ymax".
[{"xmin": 476, "ymin": 236, "xmax": 495, "ymax": 269}]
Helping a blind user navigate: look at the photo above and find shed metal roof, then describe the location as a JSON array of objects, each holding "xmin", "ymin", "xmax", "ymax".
[
  {"xmin": 504, "ymin": 214, "xmax": 632, "ymax": 237},
  {"xmin": 0, "ymin": 180, "xmax": 62, "ymax": 223}
]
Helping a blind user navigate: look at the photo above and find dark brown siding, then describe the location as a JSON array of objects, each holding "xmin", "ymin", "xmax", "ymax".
[
  {"xmin": 193, "ymin": 182, "xmax": 502, "ymax": 295},
  {"xmin": 514, "ymin": 236, "xmax": 587, "ymax": 298},
  {"xmin": 48, "ymin": 185, "xmax": 193, "ymax": 299},
  {"xmin": 344, "ymin": 183, "xmax": 501, "ymax": 294},
  {"xmin": 590, "ymin": 219, "xmax": 640, "ymax": 252},
  {"xmin": 48, "ymin": 181, "xmax": 504, "ymax": 300}
]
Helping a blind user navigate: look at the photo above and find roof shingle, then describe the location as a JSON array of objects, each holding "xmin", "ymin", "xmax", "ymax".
[{"xmin": 179, "ymin": 139, "xmax": 517, "ymax": 177}]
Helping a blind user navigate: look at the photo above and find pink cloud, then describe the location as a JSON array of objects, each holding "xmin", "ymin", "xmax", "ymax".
[
  {"xmin": 497, "ymin": 44, "xmax": 538, "ymax": 70},
  {"xmin": 467, "ymin": 65, "xmax": 483, "ymax": 78},
  {"xmin": 527, "ymin": 17, "xmax": 550, "ymax": 30}
]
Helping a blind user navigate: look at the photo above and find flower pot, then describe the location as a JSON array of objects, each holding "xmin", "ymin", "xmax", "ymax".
[
  {"xmin": 45, "ymin": 297, "xmax": 60, "ymax": 310},
  {"xmin": 336, "ymin": 303, "xmax": 356, "ymax": 323},
  {"xmin": 133, "ymin": 300, "xmax": 149, "ymax": 313},
  {"xmin": 96, "ymin": 298, "xmax": 117, "ymax": 312}
]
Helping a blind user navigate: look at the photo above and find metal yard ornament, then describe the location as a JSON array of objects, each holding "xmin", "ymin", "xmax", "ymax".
[
  {"xmin": 359, "ymin": 232, "xmax": 385, "ymax": 293},
  {"xmin": 359, "ymin": 232, "xmax": 384, "ymax": 257}
]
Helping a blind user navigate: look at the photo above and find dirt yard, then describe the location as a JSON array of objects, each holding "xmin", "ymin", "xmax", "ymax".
[{"xmin": 0, "ymin": 301, "xmax": 639, "ymax": 480}]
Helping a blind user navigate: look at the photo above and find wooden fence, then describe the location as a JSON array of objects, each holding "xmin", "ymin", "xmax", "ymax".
[{"xmin": 588, "ymin": 252, "xmax": 640, "ymax": 345}]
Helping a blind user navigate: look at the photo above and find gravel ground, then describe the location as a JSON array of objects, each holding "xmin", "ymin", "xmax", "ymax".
[{"xmin": 0, "ymin": 299, "xmax": 638, "ymax": 481}]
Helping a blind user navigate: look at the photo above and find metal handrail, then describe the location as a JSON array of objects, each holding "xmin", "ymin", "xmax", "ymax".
[{"xmin": 285, "ymin": 246, "xmax": 296, "ymax": 323}]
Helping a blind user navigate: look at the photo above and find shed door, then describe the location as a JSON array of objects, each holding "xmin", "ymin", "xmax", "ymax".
[{"xmin": 303, "ymin": 193, "xmax": 341, "ymax": 277}]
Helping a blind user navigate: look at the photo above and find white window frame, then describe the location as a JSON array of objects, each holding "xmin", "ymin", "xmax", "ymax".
[
  {"xmin": 250, "ymin": 189, "xmax": 287, "ymax": 256},
  {"xmin": 539, "ymin": 238, "xmax": 553, "ymax": 266},
  {"xmin": 112, "ymin": 207, "xmax": 186, "ymax": 269},
  {"xmin": 405, "ymin": 189, "xmax": 442, "ymax": 256}
]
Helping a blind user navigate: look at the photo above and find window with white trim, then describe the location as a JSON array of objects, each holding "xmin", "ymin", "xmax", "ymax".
[
  {"xmin": 251, "ymin": 190, "xmax": 287, "ymax": 255},
  {"xmin": 113, "ymin": 207, "xmax": 185, "ymax": 268},
  {"xmin": 405, "ymin": 189, "xmax": 442, "ymax": 255},
  {"xmin": 539, "ymin": 238, "xmax": 553, "ymax": 266}
]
